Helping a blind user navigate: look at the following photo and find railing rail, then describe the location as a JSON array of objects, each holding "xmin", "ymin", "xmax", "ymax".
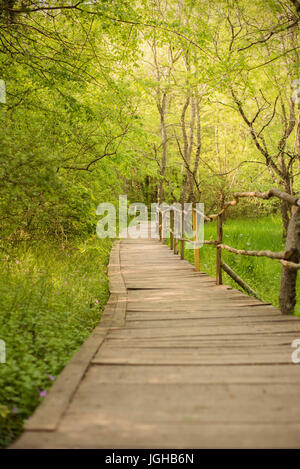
[{"xmin": 156, "ymin": 188, "xmax": 300, "ymax": 314}]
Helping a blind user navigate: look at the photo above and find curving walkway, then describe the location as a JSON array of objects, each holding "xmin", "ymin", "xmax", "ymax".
[{"xmin": 12, "ymin": 223, "xmax": 300, "ymax": 448}]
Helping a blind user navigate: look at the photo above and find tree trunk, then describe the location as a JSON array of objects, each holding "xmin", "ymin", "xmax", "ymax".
[{"xmin": 279, "ymin": 206, "xmax": 300, "ymax": 314}]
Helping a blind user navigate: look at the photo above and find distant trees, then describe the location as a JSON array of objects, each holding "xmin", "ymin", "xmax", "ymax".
[
  {"xmin": 0, "ymin": 1, "xmax": 140, "ymax": 244},
  {"xmin": 136, "ymin": 0, "xmax": 300, "ymax": 234},
  {"xmin": 1, "ymin": 0, "xmax": 300, "ymax": 243}
]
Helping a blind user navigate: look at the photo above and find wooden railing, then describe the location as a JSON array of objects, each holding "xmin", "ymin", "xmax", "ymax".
[{"xmin": 157, "ymin": 189, "xmax": 300, "ymax": 315}]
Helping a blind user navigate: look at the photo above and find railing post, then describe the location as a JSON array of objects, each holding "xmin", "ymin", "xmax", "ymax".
[
  {"xmin": 216, "ymin": 213, "xmax": 223, "ymax": 285},
  {"xmin": 180, "ymin": 203, "xmax": 185, "ymax": 260},
  {"xmin": 170, "ymin": 209, "xmax": 174, "ymax": 250},
  {"xmin": 192, "ymin": 207, "xmax": 200, "ymax": 272}
]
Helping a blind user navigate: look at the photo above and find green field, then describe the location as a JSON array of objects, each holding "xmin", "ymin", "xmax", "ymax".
[
  {"xmin": 183, "ymin": 216, "xmax": 300, "ymax": 316},
  {"xmin": 0, "ymin": 237, "xmax": 112, "ymax": 447}
]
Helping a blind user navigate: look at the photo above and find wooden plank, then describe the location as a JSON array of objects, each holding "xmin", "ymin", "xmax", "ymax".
[
  {"xmin": 57, "ymin": 379, "xmax": 300, "ymax": 425},
  {"xmin": 11, "ymin": 423, "xmax": 300, "ymax": 449},
  {"xmin": 125, "ymin": 302, "xmax": 276, "ymax": 311},
  {"xmin": 93, "ymin": 345, "xmax": 295, "ymax": 365},
  {"xmin": 103, "ymin": 334, "xmax": 298, "ymax": 348},
  {"xmin": 122, "ymin": 316, "xmax": 299, "ymax": 329},
  {"xmin": 107, "ymin": 322, "xmax": 300, "ymax": 338},
  {"xmin": 89, "ymin": 364, "xmax": 300, "ymax": 384},
  {"xmin": 125, "ymin": 309, "xmax": 281, "ymax": 320}
]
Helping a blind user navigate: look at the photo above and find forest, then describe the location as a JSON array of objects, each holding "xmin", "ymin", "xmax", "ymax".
[{"xmin": 0, "ymin": 0, "xmax": 300, "ymax": 447}]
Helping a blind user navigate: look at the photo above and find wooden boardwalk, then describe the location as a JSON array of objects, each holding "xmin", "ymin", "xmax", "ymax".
[{"xmin": 12, "ymin": 224, "xmax": 300, "ymax": 448}]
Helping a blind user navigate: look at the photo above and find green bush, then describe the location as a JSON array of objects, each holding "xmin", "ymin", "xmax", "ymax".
[{"xmin": 0, "ymin": 236, "xmax": 112, "ymax": 447}]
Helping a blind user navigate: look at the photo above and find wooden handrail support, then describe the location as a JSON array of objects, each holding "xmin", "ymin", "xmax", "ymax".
[
  {"xmin": 216, "ymin": 213, "xmax": 223, "ymax": 285},
  {"xmin": 221, "ymin": 261, "xmax": 260, "ymax": 300},
  {"xmin": 156, "ymin": 189, "xmax": 300, "ymax": 314}
]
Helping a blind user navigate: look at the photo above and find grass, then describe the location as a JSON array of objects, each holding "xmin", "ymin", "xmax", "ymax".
[
  {"xmin": 0, "ymin": 235, "xmax": 112, "ymax": 448},
  {"xmin": 182, "ymin": 215, "xmax": 300, "ymax": 316}
]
